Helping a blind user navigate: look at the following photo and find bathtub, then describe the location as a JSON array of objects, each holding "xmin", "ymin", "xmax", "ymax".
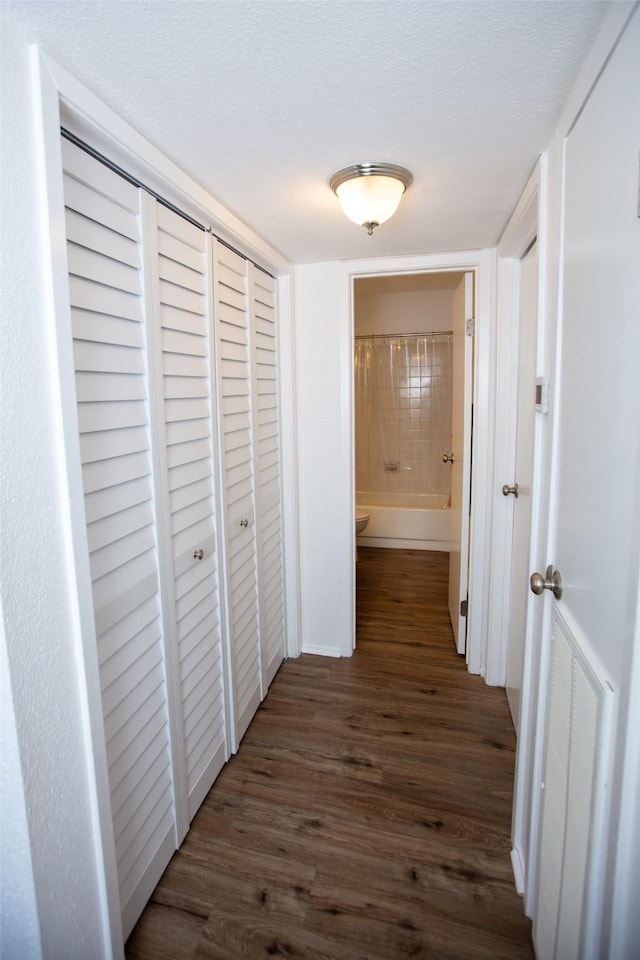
[{"xmin": 356, "ymin": 492, "xmax": 451, "ymax": 551}]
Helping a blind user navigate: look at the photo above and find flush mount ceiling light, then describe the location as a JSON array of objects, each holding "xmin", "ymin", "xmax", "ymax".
[{"xmin": 330, "ymin": 162, "xmax": 413, "ymax": 235}]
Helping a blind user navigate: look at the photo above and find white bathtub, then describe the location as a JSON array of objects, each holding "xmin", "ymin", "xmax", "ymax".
[{"xmin": 356, "ymin": 491, "xmax": 451, "ymax": 551}]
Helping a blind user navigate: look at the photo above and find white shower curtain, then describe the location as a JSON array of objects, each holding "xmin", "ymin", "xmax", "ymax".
[{"xmin": 354, "ymin": 333, "xmax": 453, "ymax": 499}]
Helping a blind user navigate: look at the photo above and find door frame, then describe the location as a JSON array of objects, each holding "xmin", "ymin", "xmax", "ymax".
[
  {"xmin": 341, "ymin": 249, "xmax": 494, "ymax": 674},
  {"xmin": 448, "ymin": 272, "xmax": 474, "ymax": 655},
  {"xmin": 491, "ymin": 163, "xmax": 553, "ymax": 898}
]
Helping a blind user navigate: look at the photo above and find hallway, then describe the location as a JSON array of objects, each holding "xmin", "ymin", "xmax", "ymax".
[{"xmin": 126, "ymin": 548, "xmax": 533, "ymax": 959}]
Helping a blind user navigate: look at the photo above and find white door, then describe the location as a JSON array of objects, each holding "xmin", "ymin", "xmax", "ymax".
[
  {"xmin": 532, "ymin": 11, "xmax": 639, "ymax": 959},
  {"xmin": 62, "ymin": 140, "xmax": 177, "ymax": 939},
  {"xmin": 448, "ymin": 272, "xmax": 474, "ymax": 653},
  {"xmin": 213, "ymin": 240, "xmax": 262, "ymax": 750},
  {"xmin": 147, "ymin": 203, "xmax": 229, "ymax": 824},
  {"xmin": 505, "ymin": 241, "xmax": 539, "ymax": 733},
  {"xmin": 248, "ymin": 265, "xmax": 286, "ymax": 690}
]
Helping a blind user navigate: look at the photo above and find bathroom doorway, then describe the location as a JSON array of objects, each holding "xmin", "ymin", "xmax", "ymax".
[{"xmin": 353, "ymin": 270, "xmax": 474, "ymax": 653}]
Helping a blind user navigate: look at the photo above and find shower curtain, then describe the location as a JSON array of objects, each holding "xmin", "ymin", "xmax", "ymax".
[{"xmin": 354, "ymin": 333, "xmax": 453, "ymax": 498}]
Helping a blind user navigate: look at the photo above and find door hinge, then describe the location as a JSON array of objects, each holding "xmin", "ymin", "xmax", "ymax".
[
  {"xmin": 460, "ymin": 599, "xmax": 468, "ymax": 617},
  {"xmin": 465, "ymin": 318, "xmax": 475, "ymax": 337}
]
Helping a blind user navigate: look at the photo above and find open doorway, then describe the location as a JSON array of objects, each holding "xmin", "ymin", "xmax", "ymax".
[{"xmin": 353, "ymin": 270, "xmax": 474, "ymax": 653}]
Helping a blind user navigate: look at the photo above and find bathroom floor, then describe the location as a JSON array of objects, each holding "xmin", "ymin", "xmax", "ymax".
[
  {"xmin": 125, "ymin": 547, "xmax": 532, "ymax": 960},
  {"xmin": 355, "ymin": 546, "xmax": 454, "ymax": 651}
]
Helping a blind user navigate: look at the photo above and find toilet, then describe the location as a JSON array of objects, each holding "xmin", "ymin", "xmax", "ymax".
[
  {"xmin": 355, "ymin": 511, "xmax": 369, "ymax": 536},
  {"xmin": 355, "ymin": 510, "xmax": 369, "ymax": 560}
]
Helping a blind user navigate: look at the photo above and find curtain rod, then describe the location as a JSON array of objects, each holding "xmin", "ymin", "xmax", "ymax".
[{"xmin": 355, "ymin": 330, "xmax": 453, "ymax": 340}]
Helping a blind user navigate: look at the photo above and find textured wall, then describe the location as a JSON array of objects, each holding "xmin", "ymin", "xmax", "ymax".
[
  {"xmin": 0, "ymin": 18, "xmax": 108, "ymax": 958},
  {"xmin": 0, "ymin": 611, "xmax": 42, "ymax": 959}
]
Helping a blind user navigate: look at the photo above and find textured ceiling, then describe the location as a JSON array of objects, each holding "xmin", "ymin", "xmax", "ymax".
[{"xmin": 4, "ymin": 0, "xmax": 608, "ymax": 264}]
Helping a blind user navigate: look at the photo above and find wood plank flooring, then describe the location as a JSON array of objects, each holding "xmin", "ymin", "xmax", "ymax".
[{"xmin": 125, "ymin": 548, "xmax": 533, "ymax": 959}]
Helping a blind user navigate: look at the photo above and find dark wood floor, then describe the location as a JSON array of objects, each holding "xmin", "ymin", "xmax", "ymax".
[{"xmin": 126, "ymin": 548, "xmax": 533, "ymax": 959}]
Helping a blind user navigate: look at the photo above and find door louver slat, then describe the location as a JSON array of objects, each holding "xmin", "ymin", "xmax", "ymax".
[
  {"xmin": 62, "ymin": 138, "xmax": 175, "ymax": 939},
  {"xmin": 249, "ymin": 267, "xmax": 286, "ymax": 689},
  {"xmin": 154, "ymin": 205, "xmax": 228, "ymax": 821},
  {"xmin": 214, "ymin": 241, "xmax": 262, "ymax": 748}
]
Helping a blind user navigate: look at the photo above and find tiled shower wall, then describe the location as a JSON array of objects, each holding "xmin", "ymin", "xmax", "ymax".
[{"xmin": 355, "ymin": 333, "xmax": 453, "ymax": 497}]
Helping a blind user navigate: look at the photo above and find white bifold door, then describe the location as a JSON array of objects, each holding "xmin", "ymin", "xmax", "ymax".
[
  {"xmin": 61, "ymin": 138, "xmax": 285, "ymax": 940},
  {"xmin": 212, "ymin": 241, "xmax": 262, "ymax": 749},
  {"xmin": 63, "ymin": 141, "xmax": 181, "ymax": 937},
  {"xmin": 146, "ymin": 202, "xmax": 229, "ymax": 825},
  {"xmin": 249, "ymin": 265, "xmax": 286, "ymax": 691},
  {"xmin": 212, "ymin": 242, "xmax": 286, "ymax": 750}
]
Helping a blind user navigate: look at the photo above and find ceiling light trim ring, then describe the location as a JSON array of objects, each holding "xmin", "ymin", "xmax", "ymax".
[{"xmin": 329, "ymin": 162, "xmax": 413, "ymax": 194}]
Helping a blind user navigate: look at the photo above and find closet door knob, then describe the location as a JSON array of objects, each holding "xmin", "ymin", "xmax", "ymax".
[
  {"xmin": 240, "ymin": 518, "xmax": 249, "ymax": 528},
  {"xmin": 442, "ymin": 453, "xmax": 454, "ymax": 464},
  {"xmin": 193, "ymin": 548, "xmax": 204, "ymax": 560},
  {"xmin": 502, "ymin": 484, "xmax": 519, "ymax": 498}
]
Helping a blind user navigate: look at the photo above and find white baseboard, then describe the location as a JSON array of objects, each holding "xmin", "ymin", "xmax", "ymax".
[
  {"xmin": 300, "ymin": 643, "xmax": 342, "ymax": 658},
  {"xmin": 511, "ymin": 845, "xmax": 526, "ymax": 897}
]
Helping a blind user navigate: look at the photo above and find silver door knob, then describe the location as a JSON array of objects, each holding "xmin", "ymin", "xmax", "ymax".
[
  {"xmin": 193, "ymin": 548, "xmax": 204, "ymax": 560},
  {"xmin": 442, "ymin": 453, "xmax": 454, "ymax": 463},
  {"xmin": 502, "ymin": 484, "xmax": 519, "ymax": 498},
  {"xmin": 530, "ymin": 565, "xmax": 563, "ymax": 600},
  {"xmin": 240, "ymin": 518, "xmax": 249, "ymax": 528}
]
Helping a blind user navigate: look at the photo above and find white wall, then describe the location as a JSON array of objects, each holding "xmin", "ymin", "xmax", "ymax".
[
  {"xmin": 354, "ymin": 287, "xmax": 455, "ymax": 336},
  {"xmin": 0, "ymin": 610, "xmax": 42, "ymax": 960},
  {"xmin": 0, "ymin": 19, "xmax": 110, "ymax": 959},
  {"xmin": 294, "ymin": 263, "xmax": 352, "ymax": 657},
  {"xmin": 294, "ymin": 252, "xmax": 494, "ymax": 666}
]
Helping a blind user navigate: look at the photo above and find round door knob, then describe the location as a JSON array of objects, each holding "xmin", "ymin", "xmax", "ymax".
[
  {"xmin": 193, "ymin": 548, "xmax": 204, "ymax": 560},
  {"xmin": 530, "ymin": 565, "xmax": 563, "ymax": 600},
  {"xmin": 502, "ymin": 484, "xmax": 519, "ymax": 498},
  {"xmin": 530, "ymin": 572, "xmax": 545, "ymax": 594},
  {"xmin": 240, "ymin": 518, "xmax": 249, "ymax": 528},
  {"xmin": 442, "ymin": 453, "xmax": 454, "ymax": 463}
]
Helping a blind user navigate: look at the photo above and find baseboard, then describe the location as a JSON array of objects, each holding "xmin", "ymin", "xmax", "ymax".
[
  {"xmin": 511, "ymin": 845, "xmax": 526, "ymax": 897},
  {"xmin": 301, "ymin": 643, "xmax": 342, "ymax": 658}
]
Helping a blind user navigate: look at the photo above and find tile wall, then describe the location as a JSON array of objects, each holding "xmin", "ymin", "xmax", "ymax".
[{"xmin": 355, "ymin": 333, "xmax": 453, "ymax": 497}]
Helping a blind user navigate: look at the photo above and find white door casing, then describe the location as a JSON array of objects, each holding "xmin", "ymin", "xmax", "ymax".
[
  {"xmin": 493, "ymin": 163, "xmax": 546, "ymax": 898},
  {"xmin": 448, "ymin": 272, "xmax": 474, "ymax": 654},
  {"xmin": 505, "ymin": 240, "xmax": 539, "ymax": 733}
]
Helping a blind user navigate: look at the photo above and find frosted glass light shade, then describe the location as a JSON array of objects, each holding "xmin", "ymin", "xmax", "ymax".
[
  {"xmin": 336, "ymin": 176, "xmax": 405, "ymax": 226},
  {"xmin": 330, "ymin": 163, "xmax": 413, "ymax": 234}
]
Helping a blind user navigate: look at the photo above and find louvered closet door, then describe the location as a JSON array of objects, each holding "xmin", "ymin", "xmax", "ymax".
[
  {"xmin": 213, "ymin": 240, "xmax": 262, "ymax": 748},
  {"xmin": 62, "ymin": 140, "xmax": 176, "ymax": 939},
  {"xmin": 249, "ymin": 265, "xmax": 286, "ymax": 689},
  {"xmin": 151, "ymin": 204, "xmax": 229, "ymax": 820}
]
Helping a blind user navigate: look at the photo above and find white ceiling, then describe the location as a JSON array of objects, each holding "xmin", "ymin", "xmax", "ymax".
[{"xmin": 4, "ymin": 0, "xmax": 608, "ymax": 264}]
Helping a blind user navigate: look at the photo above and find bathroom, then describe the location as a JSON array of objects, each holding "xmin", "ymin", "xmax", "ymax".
[{"xmin": 354, "ymin": 271, "xmax": 466, "ymax": 558}]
